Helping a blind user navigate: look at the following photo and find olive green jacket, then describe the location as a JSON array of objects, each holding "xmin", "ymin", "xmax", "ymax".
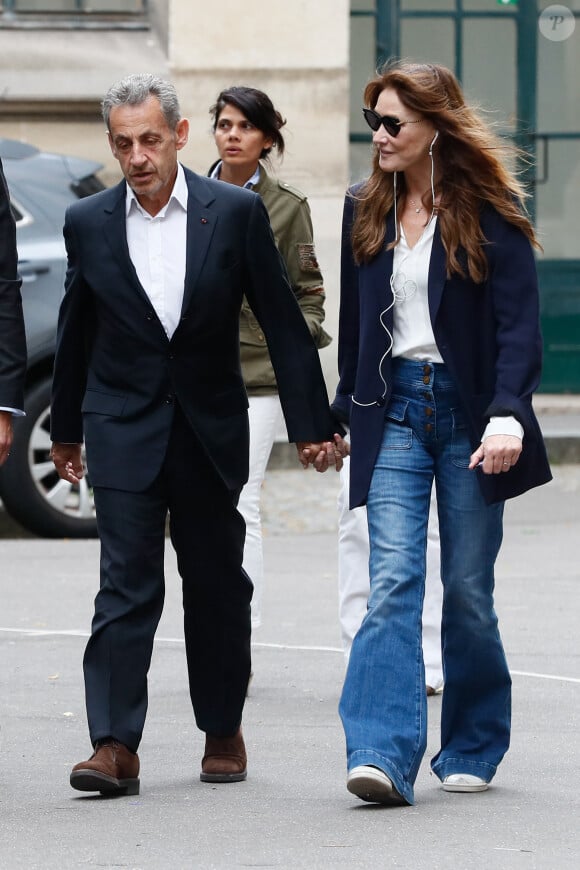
[{"xmin": 240, "ymin": 165, "xmax": 331, "ymax": 395}]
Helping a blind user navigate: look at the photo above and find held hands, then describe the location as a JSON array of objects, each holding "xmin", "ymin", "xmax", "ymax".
[
  {"xmin": 0, "ymin": 411, "xmax": 13, "ymax": 466},
  {"xmin": 296, "ymin": 434, "xmax": 350, "ymax": 472},
  {"xmin": 50, "ymin": 442, "xmax": 85, "ymax": 484},
  {"xmin": 469, "ymin": 434, "xmax": 522, "ymax": 475}
]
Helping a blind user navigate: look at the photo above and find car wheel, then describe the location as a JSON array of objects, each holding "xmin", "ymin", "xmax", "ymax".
[{"xmin": 0, "ymin": 376, "xmax": 98, "ymax": 538}]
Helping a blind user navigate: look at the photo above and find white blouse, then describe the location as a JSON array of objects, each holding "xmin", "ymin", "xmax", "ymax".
[{"xmin": 392, "ymin": 217, "xmax": 440, "ymax": 362}]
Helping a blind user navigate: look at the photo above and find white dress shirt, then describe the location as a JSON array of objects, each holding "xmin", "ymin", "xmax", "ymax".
[{"xmin": 125, "ymin": 163, "xmax": 188, "ymax": 340}]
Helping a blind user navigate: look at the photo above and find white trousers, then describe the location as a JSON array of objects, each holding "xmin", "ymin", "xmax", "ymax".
[
  {"xmin": 237, "ymin": 394, "xmax": 284, "ymax": 628},
  {"xmin": 338, "ymin": 455, "xmax": 444, "ymax": 690}
]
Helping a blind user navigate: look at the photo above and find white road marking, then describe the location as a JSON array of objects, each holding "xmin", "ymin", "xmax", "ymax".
[{"xmin": 1, "ymin": 627, "xmax": 579, "ymax": 685}]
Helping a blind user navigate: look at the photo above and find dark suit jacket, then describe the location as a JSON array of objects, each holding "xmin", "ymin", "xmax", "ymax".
[
  {"xmin": 50, "ymin": 166, "xmax": 340, "ymax": 492},
  {"xmin": 0, "ymin": 158, "xmax": 26, "ymax": 411},
  {"xmin": 332, "ymin": 190, "xmax": 552, "ymax": 508}
]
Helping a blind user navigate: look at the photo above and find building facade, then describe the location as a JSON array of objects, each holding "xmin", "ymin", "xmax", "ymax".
[{"xmin": 0, "ymin": 0, "xmax": 578, "ymax": 391}]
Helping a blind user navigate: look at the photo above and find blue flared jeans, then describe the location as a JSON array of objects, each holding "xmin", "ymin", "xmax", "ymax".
[{"xmin": 339, "ymin": 358, "xmax": 511, "ymax": 805}]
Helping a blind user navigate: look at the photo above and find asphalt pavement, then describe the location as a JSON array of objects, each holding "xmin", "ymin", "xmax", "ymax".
[{"xmin": 0, "ymin": 462, "xmax": 579, "ymax": 869}]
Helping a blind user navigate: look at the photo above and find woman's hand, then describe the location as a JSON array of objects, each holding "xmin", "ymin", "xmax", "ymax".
[{"xmin": 469, "ymin": 434, "xmax": 522, "ymax": 475}]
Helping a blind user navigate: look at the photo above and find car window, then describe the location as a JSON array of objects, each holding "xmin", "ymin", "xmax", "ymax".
[
  {"xmin": 72, "ymin": 174, "xmax": 106, "ymax": 198},
  {"xmin": 10, "ymin": 201, "xmax": 23, "ymax": 222},
  {"xmin": 9, "ymin": 197, "xmax": 33, "ymax": 228}
]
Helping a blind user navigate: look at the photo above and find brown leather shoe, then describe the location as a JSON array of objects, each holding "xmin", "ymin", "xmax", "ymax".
[
  {"xmin": 70, "ymin": 739, "xmax": 140, "ymax": 795},
  {"xmin": 200, "ymin": 727, "xmax": 247, "ymax": 783}
]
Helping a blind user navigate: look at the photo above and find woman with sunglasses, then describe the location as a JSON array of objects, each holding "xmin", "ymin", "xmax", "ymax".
[
  {"xmin": 209, "ymin": 86, "xmax": 331, "ymax": 633},
  {"xmin": 327, "ymin": 61, "xmax": 551, "ymax": 805}
]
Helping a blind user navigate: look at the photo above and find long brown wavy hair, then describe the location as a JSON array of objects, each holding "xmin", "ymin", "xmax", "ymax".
[{"xmin": 352, "ymin": 61, "xmax": 540, "ymax": 281}]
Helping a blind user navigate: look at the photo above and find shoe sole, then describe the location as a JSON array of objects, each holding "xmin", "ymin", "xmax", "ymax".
[
  {"xmin": 200, "ymin": 770, "xmax": 247, "ymax": 783},
  {"xmin": 70, "ymin": 769, "xmax": 140, "ymax": 795},
  {"xmin": 347, "ymin": 770, "xmax": 406, "ymax": 805},
  {"xmin": 442, "ymin": 781, "xmax": 488, "ymax": 793}
]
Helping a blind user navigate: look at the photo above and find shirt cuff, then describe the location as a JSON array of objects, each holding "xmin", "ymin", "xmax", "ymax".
[
  {"xmin": 0, "ymin": 406, "xmax": 25, "ymax": 417},
  {"xmin": 482, "ymin": 415, "xmax": 524, "ymax": 441}
]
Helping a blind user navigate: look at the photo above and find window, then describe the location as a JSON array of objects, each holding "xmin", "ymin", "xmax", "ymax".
[
  {"xmin": 0, "ymin": 0, "xmax": 147, "ymax": 24},
  {"xmin": 3, "ymin": 1, "xmax": 145, "ymax": 10}
]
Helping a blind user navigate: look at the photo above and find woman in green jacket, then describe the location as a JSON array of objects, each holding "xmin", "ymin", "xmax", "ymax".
[{"xmin": 209, "ymin": 86, "xmax": 331, "ymax": 629}]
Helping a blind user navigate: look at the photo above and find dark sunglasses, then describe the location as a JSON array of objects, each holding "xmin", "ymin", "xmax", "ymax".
[{"xmin": 362, "ymin": 108, "xmax": 424, "ymax": 137}]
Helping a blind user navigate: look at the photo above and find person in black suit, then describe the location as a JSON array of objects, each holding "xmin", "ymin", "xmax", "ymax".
[
  {"xmin": 0, "ymin": 158, "xmax": 26, "ymax": 467},
  {"xmin": 320, "ymin": 61, "xmax": 552, "ymax": 806},
  {"xmin": 49, "ymin": 73, "xmax": 341, "ymax": 796}
]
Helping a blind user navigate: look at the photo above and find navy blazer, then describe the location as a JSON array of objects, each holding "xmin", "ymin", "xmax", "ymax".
[
  {"xmin": 0, "ymin": 158, "xmax": 26, "ymax": 411},
  {"xmin": 50, "ymin": 166, "xmax": 340, "ymax": 492},
  {"xmin": 332, "ymin": 190, "xmax": 552, "ymax": 508}
]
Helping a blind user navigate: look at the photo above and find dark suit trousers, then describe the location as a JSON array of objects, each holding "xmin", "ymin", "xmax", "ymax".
[{"xmin": 83, "ymin": 404, "xmax": 253, "ymax": 752}]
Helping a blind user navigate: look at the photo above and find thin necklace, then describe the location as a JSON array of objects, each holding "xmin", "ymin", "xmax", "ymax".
[{"xmin": 409, "ymin": 197, "xmax": 423, "ymax": 214}]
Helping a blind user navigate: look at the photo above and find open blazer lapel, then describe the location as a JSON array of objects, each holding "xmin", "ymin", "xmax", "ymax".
[
  {"xmin": 427, "ymin": 219, "xmax": 447, "ymax": 326},
  {"xmin": 181, "ymin": 171, "xmax": 217, "ymax": 316},
  {"xmin": 102, "ymin": 181, "xmax": 154, "ymax": 308}
]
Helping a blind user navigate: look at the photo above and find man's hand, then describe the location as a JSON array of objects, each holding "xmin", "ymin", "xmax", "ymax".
[
  {"xmin": 469, "ymin": 434, "xmax": 522, "ymax": 475},
  {"xmin": 50, "ymin": 442, "xmax": 85, "ymax": 483},
  {"xmin": 0, "ymin": 410, "xmax": 13, "ymax": 466},
  {"xmin": 296, "ymin": 434, "xmax": 350, "ymax": 472}
]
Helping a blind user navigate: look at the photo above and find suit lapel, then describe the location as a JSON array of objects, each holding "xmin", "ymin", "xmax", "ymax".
[
  {"xmin": 366, "ymin": 212, "xmax": 396, "ymax": 322},
  {"xmin": 181, "ymin": 170, "xmax": 217, "ymax": 315},
  {"xmin": 367, "ymin": 245, "xmax": 394, "ymax": 307},
  {"xmin": 102, "ymin": 181, "xmax": 155, "ymax": 311},
  {"xmin": 428, "ymin": 219, "xmax": 447, "ymax": 325}
]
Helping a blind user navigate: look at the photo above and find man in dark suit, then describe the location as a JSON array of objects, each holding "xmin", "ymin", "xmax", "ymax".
[
  {"xmin": 50, "ymin": 74, "xmax": 340, "ymax": 796},
  {"xmin": 0, "ymin": 158, "xmax": 27, "ymax": 468}
]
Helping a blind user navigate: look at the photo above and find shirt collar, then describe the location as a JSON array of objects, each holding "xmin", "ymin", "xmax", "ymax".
[
  {"xmin": 210, "ymin": 160, "xmax": 260, "ymax": 189},
  {"xmin": 126, "ymin": 163, "xmax": 188, "ymax": 218}
]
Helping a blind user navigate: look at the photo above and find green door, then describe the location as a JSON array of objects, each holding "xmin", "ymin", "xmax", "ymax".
[{"xmin": 349, "ymin": 0, "xmax": 580, "ymax": 392}]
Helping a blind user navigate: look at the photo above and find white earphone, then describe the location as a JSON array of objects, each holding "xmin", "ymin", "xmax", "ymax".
[{"xmin": 352, "ymin": 133, "xmax": 439, "ymax": 410}]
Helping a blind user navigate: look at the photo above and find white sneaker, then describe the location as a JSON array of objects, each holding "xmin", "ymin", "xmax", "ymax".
[
  {"xmin": 442, "ymin": 773, "xmax": 488, "ymax": 793},
  {"xmin": 347, "ymin": 765, "xmax": 406, "ymax": 805}
]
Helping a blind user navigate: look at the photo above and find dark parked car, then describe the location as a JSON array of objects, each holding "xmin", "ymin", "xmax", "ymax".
[{"xmin": 0, "ymin": 138, "xmax": 104, "ymax": 537}]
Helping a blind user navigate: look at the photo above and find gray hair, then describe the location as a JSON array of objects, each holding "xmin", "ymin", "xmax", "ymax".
[{"xmin": 102, "ymin": 73, "xmax": 181, "ymax": 131}]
